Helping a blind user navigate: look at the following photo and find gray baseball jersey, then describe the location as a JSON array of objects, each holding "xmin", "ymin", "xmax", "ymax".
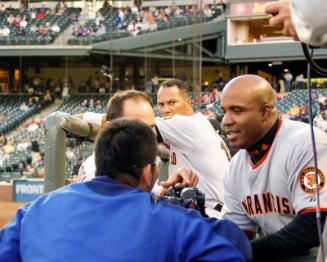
[
  {"xmin": 222, "ymin": 119, "xmax": 327, "ymax": 235},
  {"xmin": 155, "ymin": 113, "xmax": 230, "ymax": 210}
]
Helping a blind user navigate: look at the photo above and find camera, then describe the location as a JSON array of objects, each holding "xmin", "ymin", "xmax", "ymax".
[{"xmin": 152, "ymin": 183, "xmax": 207, "ymax": 217}]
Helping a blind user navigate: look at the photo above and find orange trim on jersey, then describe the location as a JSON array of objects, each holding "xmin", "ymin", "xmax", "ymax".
[
  {"xmin": 249, "ymin": 118, "xmax": 283, "ymax": 170},
  {"xmin": 300, "ymin": 207, "xmax": 327, "ymax": 215}
]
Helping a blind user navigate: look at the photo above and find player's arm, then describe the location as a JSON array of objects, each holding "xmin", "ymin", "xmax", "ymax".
[
  {"xmin": 252, "ymin": 138, "xmax": 327, "ymax": 261},
  {"xmin": 74, "ymin": 112, "xmax": 106, "ymax": 127},
  {"xmin": 251, "ymin": 211, "xmax": 327, "ymax": 261},
  {"xmin": 155, "ymin": 115, "xmax": 195, "ymax": 154}
]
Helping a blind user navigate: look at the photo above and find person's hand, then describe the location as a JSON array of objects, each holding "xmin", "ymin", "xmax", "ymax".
[
  {"xmin": 265, "ymin": 0, "xmax": 298, "ymax": 40},
  {"xmin": 160, "ymin": 167, "xmax": 199, "ymax": 188}
]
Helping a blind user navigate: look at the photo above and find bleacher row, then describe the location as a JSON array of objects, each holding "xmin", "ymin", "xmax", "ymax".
[
  {"xmin": 68, "ymin": 5, "xmax": 223, "ymax": 45},
  {"xmin": 0, "ymin": 89, "xmax": 326, "ymax": 182},
  {"xmin": 0, "ymin": 5, "xmax": 223, "ymax": 45},
  {"xmin": 0, "ymin": 95, "xmax": 51, "ymax": 134},
  {"xmin": 0, "ymin": 7, "xmax": 81, "ymax": 45}
]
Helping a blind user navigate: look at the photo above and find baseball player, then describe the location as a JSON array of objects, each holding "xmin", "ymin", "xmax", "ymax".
[
  {"xmin": 155, "ymin": 79, "xmax": 230, "ymax": 215},
  {"xmin": 77, "ymin": 84, "xmax": 229, "ymax": 217},
  {"xmin": 220, "ymin": 75, "xmax": 327, "ymax": 261},
  {"xmin": 76, "ymin": 90, "xmax": 198, "ymax": 190}
]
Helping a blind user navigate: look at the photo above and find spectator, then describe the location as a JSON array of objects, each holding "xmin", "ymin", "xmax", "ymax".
[
  {"xmin": 95, "ymin": 12, "xmax": 104, "ymax": 26},
  {"xmin": 151, "ymin": 74, "xmax": 159, "ymax": 93},
  {"xmin": 30, "ymin": 9, "xmax": 36, "ymax": 19},
  {"xmin": 214, "ymin": 71, "xmax": 225, "ymax": 91},
  {"xmin": 88, "ymin": 98, "xmax": 95, "ymax": 110},
  {"xmin": 16, "ymin": 137, "xmax": 30, "ymax": 152},
  {"xmin": 314, "ymin": 110, "xmax": 327, "ymax": 132},
  {"xmin": 95, "ymin": 99, "xmax": 102, "ymax": 110},
  {"xmin": 37, "ymin": 9, "xmax": 45, "ymax": 20},
  {"xmin": 32, "ymin": 152, "xmax": 45, "ymax": 178},
  {"xmin": 183, "ymin": 6, "xmax": 192, "ymax": 17},
  {"xmin": 0, "ymin": 25, "xmax": 10, "ymax": 37},
  {"xmin": 203, "ymin": 4, "xmax": 213, "ymax": 18},
  {"xmin": 164, "ymin": 5, "xmax": 173, "ymax": 17},
  {"xmin": 127, "ymin": 22, "xmax": 138, "ymax": 36},
  {"xmin": 19, "ymin": 16, "xmax": 27, "ymax": 29},
  {"xmin": 175, "ymin": 6, "xmax": 183, "ymax": 17},
  {"xmin": 3, "ymin": 138, "xmax": 15, "ymax": 154},
  {"xmin": 0, "ymin": 113, "xmax": 7, "ymax": 124},
  {"xmin": 16, "ymin": 161, "xmax": 27, "ymax": 176},
  {"xmin": 131, "ymin": 4, "xmax": 139, "ymax": 15},
  {"xmin": 19, "ymin": 101, "xmax": 29, "ymax": 112},
  {"xmin": 22, "ymin": 163, "xmax": 36, "ymax": 177},
  {"xmin": 318, "ymin": 94, "xmax": 327, "ymax": 111},
  {"xmin": 7, "ymin": 14, "xmax": 14, "ymax": 24},
  {"xmin": 51, "ymin": 23, "xmax": 60, "ymax": 33},
  {"xmin": 43, "ymin": 89, "xmax": 52, "ymax": 102},
  {"xmin": 31, "ymin": 139, "xmax": 40, "ymax": 165},
  {"xmin": 114, "ymin": 14, "xmax": 122, "ymax": 29},
  {"xmin": 283, "ymin": 70, "xmax": 293, "ymax": 92},
  {"xmin": 289, "ymin": 103, "xmax": 300, "ymax": 120},
  {"xmin": 295, "ymin": 74, "xmax": 304, "ymax": 89},
  {"xmin": 157, "ymin": 8, "xmax": 168, "ymax": 23},
  {"xmin": 96, "ymin": 23, "xmax": 106, "ymax": 36},
  {"xmin": 30, "ymin": 24, "xmax": 38, "ymax": 35},
  {"xmin": 98, "ymin": 85, "xmax": 106, "ymax": 94},
  {"xmin": 27, "ymin": 118, "xmax": 40, "ymax": 132},
  {"xmin": 12, "ymin": 15, "xmax": 21, "ymax": 27},
  {"xmin": 62, "ymin": 83, "xmax": 70, "ymax": 100},
  {"xmin": 81, "ymin": 99, "xmax": 89, "ymax": 108}
]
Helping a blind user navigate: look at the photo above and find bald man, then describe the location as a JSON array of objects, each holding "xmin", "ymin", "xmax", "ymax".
[{"xmin": 220, "ymin": 75, "xmax": 327, "ymax": 261}]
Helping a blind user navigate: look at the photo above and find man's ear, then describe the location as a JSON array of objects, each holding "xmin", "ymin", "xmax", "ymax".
[
  {"xmin": 138, "ymin": 164, "xmax": 152, "ymax": 191},
  {"xmin": 187, "ymin": 97, "xmax": 192, "ymax": 106},
  {"xmin": 186, "ymin": 97, "xmax": 193, "ymax": 112},
  {"xmin": 261, "ymin": 104, "xmax": 272, "ymax": 121},
  {"xmin": 102, "ymin": 114, "xmax": 109, "ymax": 127}
]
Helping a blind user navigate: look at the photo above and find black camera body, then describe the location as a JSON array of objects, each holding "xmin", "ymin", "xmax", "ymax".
[{"xmin": 152, "ymin": 183, "xmax": 207, "ymax": 217}]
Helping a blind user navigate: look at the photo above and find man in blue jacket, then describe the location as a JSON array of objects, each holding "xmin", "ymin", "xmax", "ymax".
[{"xmin": 0, "ymin": 119, "xmax": 251, "ymax": 261}]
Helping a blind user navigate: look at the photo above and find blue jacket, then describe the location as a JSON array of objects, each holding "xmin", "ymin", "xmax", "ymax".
[{"xmin": 0, "ymin": 176, "xmax": 251, "ymax": 261}]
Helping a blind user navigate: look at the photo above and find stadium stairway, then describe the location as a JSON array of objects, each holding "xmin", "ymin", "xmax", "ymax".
[{"xmin": 53, "ymin": 6, "xmax": 90, "ymax": 45}]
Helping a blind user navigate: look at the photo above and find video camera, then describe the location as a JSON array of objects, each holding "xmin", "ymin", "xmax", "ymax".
[{"xmin": 152, "ymin": 183, "xmax": 207, "ymax": 217}]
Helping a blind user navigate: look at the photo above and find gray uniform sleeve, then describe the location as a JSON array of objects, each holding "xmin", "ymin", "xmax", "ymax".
[
  {"xmin": 155, "ymin": 115, "xmax": 195, "ymax": 154},
  {"xmin": 288, "ymin": 138, "xmax": 327, "ymax": 214}
]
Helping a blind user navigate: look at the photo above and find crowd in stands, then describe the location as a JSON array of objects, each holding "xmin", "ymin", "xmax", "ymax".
[
  {"xmin": 81, "ymin": 98, "xmax": 103, "ymax": 110},
  {"xmin": 0, "ymin": 117, "xmax": 45, "ymax": 178},
  {"xmin": 70, "ymin": 3, "xmax": 225, "ymax": 44},
  {"xmin": 0, "ymin": 1, "xmax": 226, "ymax": 45},
  {"xmin": 0, "ymin": 3, "xmax": 80, "ymax": 44}
]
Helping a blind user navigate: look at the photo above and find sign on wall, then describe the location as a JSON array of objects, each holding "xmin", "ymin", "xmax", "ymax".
[{"xmin": 13, "ymin": 179, "xmax": 44, "ymax": 202}]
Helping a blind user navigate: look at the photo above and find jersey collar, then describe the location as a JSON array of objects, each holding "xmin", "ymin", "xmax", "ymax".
[{"xmin": 247, "ymin": 118, "xmax": 282, "ymax": 168}]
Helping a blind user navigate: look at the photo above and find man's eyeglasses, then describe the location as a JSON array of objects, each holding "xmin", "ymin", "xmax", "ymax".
[{"xmin": 132, "ymin": 156, "xmax": 161, "ymax": 169}]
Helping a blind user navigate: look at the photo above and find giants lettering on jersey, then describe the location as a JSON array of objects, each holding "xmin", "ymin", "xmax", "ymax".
[{"xmin": 241, "ymin": 193, "xmax": 295, "ymax": 216}]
